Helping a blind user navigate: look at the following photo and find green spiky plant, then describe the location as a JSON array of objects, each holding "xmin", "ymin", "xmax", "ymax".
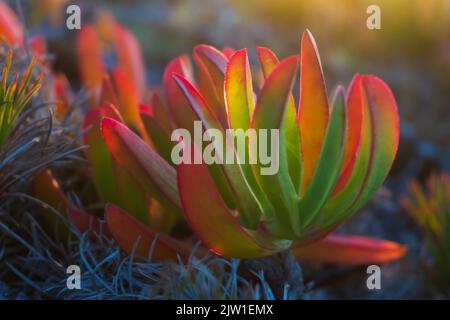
[
  {"xmin": 0, "ymin": 51, "xmax": 40, "ymax": 148},
  {"xmin": 401, "ymin": 172, "xmax": 450, "ymax": 285},
  {"xmin": 0, "ymin": 50, "xmax": 80, "ymax": 197}
]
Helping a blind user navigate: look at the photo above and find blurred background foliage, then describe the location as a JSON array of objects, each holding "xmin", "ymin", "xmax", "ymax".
[{"xmin": 19, "ymin": 0, "xmax": 450, "ymax": 156}]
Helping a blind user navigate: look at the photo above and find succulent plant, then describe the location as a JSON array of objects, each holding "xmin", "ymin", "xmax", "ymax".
[
  {"xmin": 13, "ymin": 4, "xmax": 404, "ymax": 264},
  {"xmin": 97, "ymin": 30, "xmax": 404, "ymax": 261},
  {"xmin": 401, "ymin": 172, "xmax": 450, "ymax": 282},
  {"xmin": 76, "ymin": 11, "xmax": 146, "ymax": 106}
]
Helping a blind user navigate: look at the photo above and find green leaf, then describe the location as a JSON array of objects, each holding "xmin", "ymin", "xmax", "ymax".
[
  {"xmin": 101, "ymin": 117, "xmax": 180, "ymax": 210},
  {"xmin": 257, "ymin": 47, "xmax": 302, "ymax": 192},
  {"xmin": 173, "ymin": 73, "xmax": 265, "ymax": 229},
  {"xmin": 178, "ymin": 151, "xmax": 291, "ymax": 258},
  {"xmin": 297, "ymin": 87, "xmax": 347, "ymax": 233},
  {"xmin": 251, "ymin": 55, "xmax": 299, "ymax": 238}
]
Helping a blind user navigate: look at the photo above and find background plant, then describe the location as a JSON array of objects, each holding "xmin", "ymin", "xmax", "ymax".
[{"xmin": 401, "ymin": 172, "xmax": 450, "ymax": 285}]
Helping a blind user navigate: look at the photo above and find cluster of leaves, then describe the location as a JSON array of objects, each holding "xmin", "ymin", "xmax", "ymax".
[
  {"xmin": 0, "ymin": 0, "xmax": 79, "ymax": 199},
  {"xmin": 0, "ymin": 55, "xmax": 79, "ymax": 201},
  {"xmin": 402, "ymin": 172, "xmax": 450, "ymax": 284},
  {"xmin": 0, "ymin": 52, "xmax": 40, "ymax": 148},
  {"xmin": 39, "ymin": 8, "xmax": 405, "ymax": 266},
  {"xmin": 0, "ymin": 2, "xmax": 407, "ymax": 297}
]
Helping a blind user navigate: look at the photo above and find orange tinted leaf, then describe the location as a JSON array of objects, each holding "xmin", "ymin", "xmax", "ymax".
[
  {"xmin": 68, "ymin": 207, "xmax": 111, "ymax": 237},
  {"xmin": 178, "ymin": 149, "xmax": 290, "ymax": 258},
  {"xmin": 111, "ymin": 68, "xmax": 145, "ymax": 135},
  {"xmin": 225, "ymin": 48, "xmax": 254, "ymax": 131},
  {"xmin": 173, "ymin": 74, "xmax": 264, "ymax": 228},
  {"xmin": 222, "ymin": 47, "xmax": 235, "ymax": 59},
  {"xmin": 298, "ymin": 30, "xmax": 329, "ymax": 195},
  {"xmin": 163, "ymin": 55, "xmax": 197, "ymax": 132},
  {"xmin": 333, "ymin": 75, "xmax": 364, "ymax": 194},
  {"xmin": 99, "ymin": 74, "xmax": 120, "ymax": 107},
  {"xmin": 76, "ymin": 25, "xmax": 105, "ymax": 104},
  {"xmin": 105, "ymin": 204, "xmax": 192, "ymax": 261},
  {"xmin": 292, "ymin": 234, "xmax": 407, "ymax": 265},
  {"xmin": 194, "ymin": 45, "xmax": 228, "ymax": 126},
  {"xmin": 113, "ymin": 24, "xmax": 146, "ymax": 99}
]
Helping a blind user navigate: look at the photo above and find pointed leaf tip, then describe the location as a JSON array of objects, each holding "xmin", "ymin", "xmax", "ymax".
[
  {"xmin": 299, "ymin": 29, "xmax": 329, "ymax": 195},
  {"xmin": 292, "ymin": 234, "xmax": 407, "ymax": 265},
  {"xmin": 101, "ymin": 117, "xmax": 180, "ymax": 209},
  {"xmin": 225, "ymin": 48, "xmax": 254, "ymax": 130}
]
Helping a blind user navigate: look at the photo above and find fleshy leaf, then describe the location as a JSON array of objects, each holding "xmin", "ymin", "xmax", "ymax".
[
  {"xmin": 257, "ymin": 46, "xmax": 302, "ymax": 192},
  {"xmin": 105, "ymin": 204, "xmax": 192, "ymax": 261},
  {"xmin": 76, "ymin": 25, "xmax": 105, "ymax": 104},
  {"xmin": 82, "ymin": 103, "xmax": 122, "ymax": 203},
  {"xmin": 140, "ymin": 103, "xmax": 174, "ymax": 164},
  {"xmin": 316, "ymin": 77, "xmax": 372, "ymax": 228},
  {"xmin": 349, "ymin": 75, "xmax": 400, "ymax": 210},
  {"xmin": 292, "ymin": 234, "xmax": 407, "ymax": 265},
  {"xmin": 178, "ymin": 149, "xmax": 291, "ymax": 258},
  {"xmin": 194, "ymin": 45, "xmax": 228, "ymax": 127},
  {"xmin": 318, "ymin": 75, "xmax": 399, "ymax": 228},
  {"xmin": 101, "ymin": 117, "xmax": 180, "ymax": 210},
  {"xmin": 332, "ymin": 75, "xmax": 364, "ymax": 195},
  {"xmin": 99, "ymin": 74, "xmax": 120, "ymax": 108},
  {"xmin": 151, "ymin": 93, "xmax": 173, "ymax": 134},
  {"xmin": 173, "ymin": 73, "xmax": 265, "ymax": 228},
  {"xmin": 250, "ymin": 55, "xmax": 299, "ymax": 238},
  {"xmin": 298, "ymin": 30, "xmax": 329, "ymax": 195},
  {"xmin": 163, "ymin": 55, "xmax": 197, "ymax": 132},
  {"xmin": 83, "ymin": 103, "xmax": 150, "ymax": 224},
  {"xmin": 225, "ymin": 48, "xmax": 254, "ymax": 131},
  {"xmin": 111, "ymin": 68, "xmax": 145, "ymax": 136},
  {"xmin": 166, "ymin": 63, "xmax": 238, "ymax": 209},
  {"xmin": 298, "ymin": 87, "xmax": 347, "ymax": 232},
  {"xmin": 68, "ymin": 207, "xmax": 111, "ymax": 237},
  {"xmin": 222, "ymin": 47, "xmax": 235, "ymax": 59},
  {"xmin": 113, "ymin": 161, "xmax": 151, "ymax": 225},
  {"xmin": 113, "ymin": 24, "xmax": 146, "ymax": 99},
  {"xmin": 224, "ymin": 49, "xmax": 272, "ymax": 217}
]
